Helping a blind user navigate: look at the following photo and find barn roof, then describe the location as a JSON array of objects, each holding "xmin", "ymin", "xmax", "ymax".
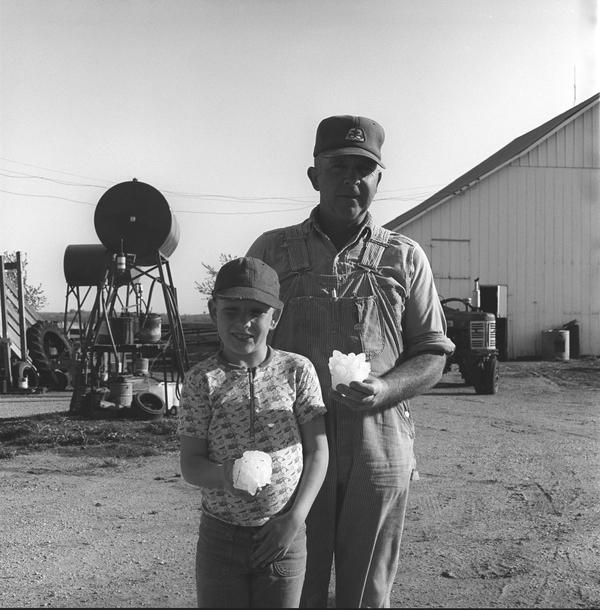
[{"xmin": 384, "ymin": 92, "xmax": 600, "ymax": 230}]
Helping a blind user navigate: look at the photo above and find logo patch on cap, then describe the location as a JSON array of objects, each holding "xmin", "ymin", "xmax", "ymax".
[
  {"xmin": 313, "ymin": 115, "xmax": 385, "ymax": 167},
  {"xmin": 344, "ymin": 127, "xmax": 366, "ymax": 143}
]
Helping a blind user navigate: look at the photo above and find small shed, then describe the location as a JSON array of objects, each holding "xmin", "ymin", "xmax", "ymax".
[{"xmin": 384, "ymin": 93, "xmax": 599, "ymax": 359}]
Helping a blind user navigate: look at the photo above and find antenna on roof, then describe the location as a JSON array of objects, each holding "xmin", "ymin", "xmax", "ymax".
[{"xmin": 573, "ymin": 65, "xmax": 577, "ymax": 105}]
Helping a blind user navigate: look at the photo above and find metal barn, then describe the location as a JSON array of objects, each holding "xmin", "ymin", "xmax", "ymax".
[{"xmin": 384, "ymin": 93, "xmax": 599, "ymax": 359}]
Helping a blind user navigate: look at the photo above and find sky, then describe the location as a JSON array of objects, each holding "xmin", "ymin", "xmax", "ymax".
[{"xmin": 0, "ymin": 0, "xmax": 598, "ymax": 315}]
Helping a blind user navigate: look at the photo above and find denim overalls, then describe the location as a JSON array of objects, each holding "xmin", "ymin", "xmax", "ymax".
[{"xmin": 270, "ymin": 222, "xmax": 416, "ymax": 608}]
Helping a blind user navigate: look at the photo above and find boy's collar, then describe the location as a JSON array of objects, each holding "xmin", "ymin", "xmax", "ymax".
[{"xmin": 217, "ymin": 345, "xmax": 274, "ymax": 370}]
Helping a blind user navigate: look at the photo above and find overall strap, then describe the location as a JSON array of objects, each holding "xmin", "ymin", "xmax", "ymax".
[
  {"xmin": 282, "ymin": 225, "xmax": 311, "ymax": 272},
  {"xmin": 358, "ymin": 225, "xmax": 393, "ymax": 270}
]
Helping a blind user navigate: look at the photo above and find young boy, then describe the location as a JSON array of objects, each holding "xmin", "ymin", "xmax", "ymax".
[{"xmin": 178, "ymin": 256, "xmax": 328, "ymax": 608}]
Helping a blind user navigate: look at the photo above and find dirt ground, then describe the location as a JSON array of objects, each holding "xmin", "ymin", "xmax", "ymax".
[{"xmin": 0, "ymin": 357, "xmax": 599, "ymax": 608}]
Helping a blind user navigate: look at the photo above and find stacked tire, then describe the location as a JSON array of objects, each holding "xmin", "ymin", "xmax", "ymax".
[
  {"xmin": 131, "ymin": 391, "xmax": 165, "ymax": 420},
  {"xmin": 26, "ymin": 321, "xmax": 72, "ymax": 390}
]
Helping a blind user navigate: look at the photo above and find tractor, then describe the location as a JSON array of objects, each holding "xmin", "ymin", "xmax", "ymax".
[{"xmin": 441, "ymin": 297, "xmax": 499, "ymax": 394}]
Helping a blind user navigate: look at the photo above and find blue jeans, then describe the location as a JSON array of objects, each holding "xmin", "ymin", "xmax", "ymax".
[{"xmin": 195, "ymin": 511, "xmax": 307, "ymax": 608}]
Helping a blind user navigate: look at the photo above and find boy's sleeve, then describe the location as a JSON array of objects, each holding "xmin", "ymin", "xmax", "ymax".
[
  {"xmin": 293, "ymin": 357, "xmax": 327, "ymax": 425},
  {"xmin": 177, "ymin": 367, "xmax": 211, "ymax": 439}
]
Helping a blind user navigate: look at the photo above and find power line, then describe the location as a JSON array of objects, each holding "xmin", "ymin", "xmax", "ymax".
[
  {"xmin": 175, "ymin": 205, "xmax": 314, "ymax": 215},
  {"xmin": 0, "ymin": 169, "xmax": 107, "ymax": 189},
  {"xmin": 0, "ymin": 164, "xmax": 315, "ymax": 207},
  {"xmin": 0, "ymin": 185, "xmax": 432, "ymax": 213},
  {"xmin": 0, "ymin": 186, "xmax": 313, "ymax": 214},
  {"xmin": 0, "ymin": 156, "xmax": 444, "ymax": 198},
  {"xmin": 0, "ymin": 156, "xmax": 115, "ymax": 184},
  {"xmin": 0, "ymin": 156, "xmax": 443, "ymax": 212},
  {"xmin": 163, "ymin": 192, "xmax": 315, "ymax": 205},
  {"xmin": 0, "ymin": 187, "xmax": 94, "ymax": 206}
]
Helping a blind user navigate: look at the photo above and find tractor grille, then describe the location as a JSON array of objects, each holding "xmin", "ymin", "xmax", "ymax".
[{"xmin": 470, "ymin": 320, "xmax": 496, "ymax": 349}]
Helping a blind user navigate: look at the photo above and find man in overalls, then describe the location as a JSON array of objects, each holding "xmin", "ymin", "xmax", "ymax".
[{"xmin": 247, "ymin": 115, "xmax": 455, "ymax": 608}]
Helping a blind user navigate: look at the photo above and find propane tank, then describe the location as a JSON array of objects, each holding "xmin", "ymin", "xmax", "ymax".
[
  {"xmin": 94, "ymin": 179, "xmax": 179, "ymax": 267},
  {"xmin": 471, "ymin": 278, "xmax": 481, "ymax": 309}
]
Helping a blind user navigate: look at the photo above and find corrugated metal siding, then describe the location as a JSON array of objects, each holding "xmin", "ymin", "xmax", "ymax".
[
  {"xmin": 514, "ymin": 106, "xmax": 598, "ymax": 169},
  {"xmin": 398, "ymin": 102, "xmax": 599, "ymax": 358}
]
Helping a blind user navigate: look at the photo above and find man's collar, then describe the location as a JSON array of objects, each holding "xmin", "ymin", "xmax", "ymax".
[{"xmin": 308, "ymin": 207, "xmax": 374, "ymax": 239}]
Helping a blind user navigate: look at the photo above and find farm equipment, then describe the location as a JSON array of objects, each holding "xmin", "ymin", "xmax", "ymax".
[
  {"xmin": 1, "ymin": 252, "xmax": 73, "ymax": 393},
  {"xmin": 442, "ymin": 297, "xmax": 499, "ymax": 394},
  {"xmin": 64, "ymin": 179, "xmax": 188, "ymax": 418}
]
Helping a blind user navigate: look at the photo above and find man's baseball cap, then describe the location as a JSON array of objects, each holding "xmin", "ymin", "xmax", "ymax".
[
  {"xmin": 212, "ymin": 257, "xmax": 283, "ymax": 309},
  {"xmin": 313, "ymin": 115, "xmax": 385, "ymax": 168}
]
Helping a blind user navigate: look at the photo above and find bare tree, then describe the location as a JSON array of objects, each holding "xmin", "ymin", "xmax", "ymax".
[{"xmin": 194, "ymin": 253, "xmax": 238, "ymax": 296}]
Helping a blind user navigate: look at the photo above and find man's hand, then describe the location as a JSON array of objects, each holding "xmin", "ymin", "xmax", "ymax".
[
  {"xmin": 331, "ymin": 375, "xmax": 390, "ymax": 412},
  {"xmin": 331, "ymin": 352, "xmax": 447, "ymax": 411}
]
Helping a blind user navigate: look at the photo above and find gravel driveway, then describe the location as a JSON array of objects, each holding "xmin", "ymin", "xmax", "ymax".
[
  {"xmin": 0, "ymin": 358, "xmax": 599, "ymax": 608},
  {"xmin": 0, "ymin": 391, "xmax": 71, "ymax": 419}
]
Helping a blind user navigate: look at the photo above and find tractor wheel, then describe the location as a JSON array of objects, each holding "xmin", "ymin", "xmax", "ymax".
[
  {"xmin": 474, "ymin": 356, "xmax": 499, "ymax": 395},
  {"xmin": 26, "ymin": 321, "xmax": 72, "ymax": 389},
  {"xmin": 459, "ymin": 362, "xmax": 474, "ymax": 386}
]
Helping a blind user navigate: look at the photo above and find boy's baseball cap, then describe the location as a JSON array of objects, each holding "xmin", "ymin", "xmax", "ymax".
[
  {"xmin": 313, "ymin": 115, "xmax": 385, "ymax": 168},
  {"xmin": 212, "ymin": 257, "xmax": 283, "ymax": 309}
]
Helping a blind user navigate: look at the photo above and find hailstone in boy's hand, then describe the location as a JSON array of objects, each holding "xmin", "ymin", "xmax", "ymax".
[
  {"xmin": 232, "ymin": 450, "xmax": 273, "ymax": 495},
  {"xmin": 328, "ymin": 350, "xmax": 371, "ymax": 389}
]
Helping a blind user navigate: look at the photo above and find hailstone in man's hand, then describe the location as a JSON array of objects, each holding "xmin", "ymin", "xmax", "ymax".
[
  {"xmin": 232, "ymin": 450, "xmax": 272, "ymax": 495},
  {"xmin": 328, "ymin": 350, "xmax": 371, "ymax": 389}
]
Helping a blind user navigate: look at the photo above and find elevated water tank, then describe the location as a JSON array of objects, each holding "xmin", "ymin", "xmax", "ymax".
[{"xmin": 94, "ymin": 179, "xmax": 179, "ymax": 266}]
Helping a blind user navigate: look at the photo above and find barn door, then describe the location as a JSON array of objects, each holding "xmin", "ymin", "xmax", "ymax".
[{"xmin": 430, "ymin": 238, "xmax": 471, "ymax": 301}]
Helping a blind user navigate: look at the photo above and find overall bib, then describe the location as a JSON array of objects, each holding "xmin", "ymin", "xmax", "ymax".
[{"xmin": 272, "ymin": 224, "xmax": 416, "ymax": 608}]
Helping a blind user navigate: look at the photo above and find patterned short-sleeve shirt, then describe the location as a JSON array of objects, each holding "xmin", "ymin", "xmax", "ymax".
[{"xmin": 178, "ymin": 347, "xmax": 326, "ymax": 526}]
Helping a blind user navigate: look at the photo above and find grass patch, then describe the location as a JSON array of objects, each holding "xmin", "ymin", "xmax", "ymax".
[{"xmin": 0, "ymin": 412, "xmax": 179, "ymax": 459}]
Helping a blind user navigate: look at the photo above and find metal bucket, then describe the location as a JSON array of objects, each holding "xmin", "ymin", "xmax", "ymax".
[
  {"xmin": 110, "ymin": 316, "xmax": 136, "ymax": 345},
  {"xmin": 541, "ymin": 329, "xmax": 570, "ymax": 361},
  {"xmin": 137, "ymin": 313, "xmax": 162, "ymax": 343},
  {"xmin": 134, "ymin": 357, "xmax": 149, "ymax": 375},
  {"xmin": 110, "ymin": 379, "xmax": 133, "ymax": 407},
  {"xmin": 562, "ymin": 320, "xmax": 580, "ymax": 358}
]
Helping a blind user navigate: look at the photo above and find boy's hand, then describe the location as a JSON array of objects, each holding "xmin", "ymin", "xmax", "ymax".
[
  {"xmin": 250, "ymin": 512, "xmax": 303, "ymax": 568},
  {"xmin": 221, "ymin": 459, "xmax": 255, "ymax": 498}
]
